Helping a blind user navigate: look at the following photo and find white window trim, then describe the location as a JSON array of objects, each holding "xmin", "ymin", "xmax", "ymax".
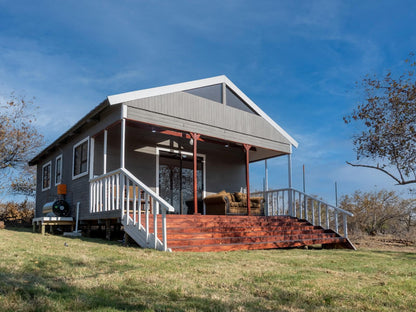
[
  {"xmin": 72, "ymin": 136, "xmax": 89, "ymax": 180},
  {"xmin": 41, "ymin": 161, "xmax": 52, "ymax": 191},
  {"xmin": 55, "ymin": 154, "xmax": 63, "ymax": 186}
]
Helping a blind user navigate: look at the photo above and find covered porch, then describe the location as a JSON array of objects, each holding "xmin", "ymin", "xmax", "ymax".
[
  {"xmin": 88, "ymin": 114, "xmax": 354, "ymax": 251},
  {"xmin": 89, "ymin": 112, "xmax": 288, "ymax": 217}
]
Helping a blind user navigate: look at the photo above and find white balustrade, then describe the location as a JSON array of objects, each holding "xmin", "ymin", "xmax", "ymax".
[
  {"xmin": 89, "ymin": 168, "xmax": 174, "ymax": 251},
  {"xmin": 252, "ymin": 188, "xmax": 353, "ymax": 238}
]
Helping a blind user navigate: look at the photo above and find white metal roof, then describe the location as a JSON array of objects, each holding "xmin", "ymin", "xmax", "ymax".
[{"xmin": 107, "ymin": 75, "xmax": 298, "ymax": 148}]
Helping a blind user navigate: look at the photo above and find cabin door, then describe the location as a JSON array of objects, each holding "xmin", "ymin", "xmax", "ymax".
[{"xmin": 158, "ymin": 150, "xmax": 204, "ymax": 214}]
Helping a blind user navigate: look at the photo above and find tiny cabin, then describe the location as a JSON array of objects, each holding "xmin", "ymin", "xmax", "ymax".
[{"xmin": 30, "ymin": 76, "xmax": 354, "ymax": 251}]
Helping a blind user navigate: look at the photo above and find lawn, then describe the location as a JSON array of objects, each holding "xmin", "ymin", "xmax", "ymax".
[{"xmin": 0, "ymin": 228, "xmax": 415, "ymax": 312}]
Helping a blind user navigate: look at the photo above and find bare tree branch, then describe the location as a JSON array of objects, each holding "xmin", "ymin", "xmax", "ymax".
[{"xmin": 345, "ymin": 161, "xmax": 416, "ymax": 185}]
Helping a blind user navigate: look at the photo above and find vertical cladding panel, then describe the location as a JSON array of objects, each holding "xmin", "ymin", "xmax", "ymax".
[
  {"xmin": 126, "ymin": 106, "xmax": 291, "ymax": 153},
  {"xmin": 126, "ymin": 91, "xmax": 290, "ymax": 147}
]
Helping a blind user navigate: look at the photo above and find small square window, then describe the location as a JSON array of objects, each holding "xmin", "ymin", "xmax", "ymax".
[
  {"xmin": 42, "ymin": 161, "xmax": 51, "ymax": 191},
  {"xmin": 55, "ymin": 155, "xmax": 63, "ymax": 185}
]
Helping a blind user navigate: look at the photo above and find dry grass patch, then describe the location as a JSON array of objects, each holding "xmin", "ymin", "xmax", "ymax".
[{"xmin": 0, "ymin": 227, "xmax": 415, "ymax": 311}]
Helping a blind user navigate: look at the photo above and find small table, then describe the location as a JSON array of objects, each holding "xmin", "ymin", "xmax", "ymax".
[{"xmin": 32, "ymin": 217, "xmax": 74, "ymax": 235}]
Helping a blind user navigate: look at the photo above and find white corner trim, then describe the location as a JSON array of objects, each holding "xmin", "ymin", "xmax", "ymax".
[
  {"xmin": 72, "ymin": 136, "xmax": 90, "ymax": 180},
  {"xmin": 107, "ymin": 75, "xmax": 298, "ymax": 148},
  {"xmin": 42, "ymin": 161, "xmax": 52, "ymax": 191}
]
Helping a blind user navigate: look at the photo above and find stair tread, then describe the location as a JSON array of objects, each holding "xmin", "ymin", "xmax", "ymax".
[
  {"xmin": 123, "ymin": 214, "xmax": 351, "ymax": 252},
  {"xmin": 167, "ymin": 234, "xmax": 339, "ymax": 247},
  {"xmin": 171, "ymin": 237, "xmax": 348, "ymax": 251}
]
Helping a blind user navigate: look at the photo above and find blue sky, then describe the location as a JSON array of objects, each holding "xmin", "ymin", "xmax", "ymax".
[{"xmin": 1, "ymin": 0, "xmax": 415, "ymax": 203}]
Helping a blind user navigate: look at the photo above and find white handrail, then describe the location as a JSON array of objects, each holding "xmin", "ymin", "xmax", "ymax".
[
  {"xmin": 89, "ymin": 168, "xmax": 174, "ymax": 251},
  {"xmin": 252, "ymin": 187, "xmax": 353, "ymax": 238}
]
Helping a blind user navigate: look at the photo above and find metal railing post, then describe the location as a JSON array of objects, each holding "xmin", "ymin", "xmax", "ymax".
[
  {"xmin": 343, "ymin": 214, "xmax": 348, "ymax": 238},
  {"xmin": 304, "ymin": 196, "xmax": 308, "ymax": 220},
  {"xmin": 335, "ymin": 211, "xmax": 339, "ymax": 233},
  {"xmin": 318, "ymin": 202, "xmax": 321, "ymax": 227},
  {"xmin": 312, "ymin": 199, "xmax": 316, "ymax": 225},
  {"xmin": 326, "ymin": 205, "xmax": 329, "ymax": 229}
]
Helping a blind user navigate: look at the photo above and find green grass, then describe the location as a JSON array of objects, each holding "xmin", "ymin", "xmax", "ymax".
[{"xmin": 0, "ymin": 228, "xmax": 415, "ymax": 312}]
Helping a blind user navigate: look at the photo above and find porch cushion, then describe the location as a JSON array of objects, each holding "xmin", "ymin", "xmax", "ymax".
[
  {"xmin": 204, "ymin": 191, "xmax": 264, "ymax": 216},
  {"xmin": 234, "ymin": 192, "xmax": 245, "ymax": 202}
]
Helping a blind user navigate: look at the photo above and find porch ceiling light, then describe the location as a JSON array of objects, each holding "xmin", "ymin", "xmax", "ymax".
[
  {"xmin": 225, "ymin": 143, "xmax": 229, "ymax": 148},
  {"xmin": 152, "ymin": 128, "xmax": 156, "ymax": 133}
]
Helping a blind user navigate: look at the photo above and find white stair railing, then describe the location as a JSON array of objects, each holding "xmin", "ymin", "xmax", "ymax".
[
  {"xmin": 90, "ymin": 168, "xmax": 175, "ymax": 251},
  {"xmin": 251, "ymin": 188, "xmax": 353, "ymax": 238}
]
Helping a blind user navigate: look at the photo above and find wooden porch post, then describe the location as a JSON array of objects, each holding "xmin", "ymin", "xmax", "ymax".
[
  {"xmin": 243, "ymin": 144, "xmax": 252, "ymax": 216},
  {"xmin": 190, "ymin": 132, "xmax": 200, "ymax": 214}
]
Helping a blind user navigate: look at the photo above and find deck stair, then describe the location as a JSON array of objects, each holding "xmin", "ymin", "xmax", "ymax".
[
  {"xmin": 91, "ymin": 169, "xmax": 355, "ymax": 252},
  {"xmin": 131, "ymin": 214, "xmax": 355, "ymax": 252}
]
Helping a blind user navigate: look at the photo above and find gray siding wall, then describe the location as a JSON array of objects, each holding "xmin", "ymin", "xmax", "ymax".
[
  {"xmin": 126, "ymin": 91, "xmax": 291, "ymax": 153},
  {"xmin": 34, "ymin": 104, "xmax": 121, "ymax": 219}
]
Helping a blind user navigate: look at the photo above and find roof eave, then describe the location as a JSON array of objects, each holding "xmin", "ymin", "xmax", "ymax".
[{"xmin": 29, "ymin": 99, "xmax": 110, "ymax": 166}]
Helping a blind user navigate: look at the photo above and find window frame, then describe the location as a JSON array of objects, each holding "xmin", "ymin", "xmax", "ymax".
[
  {"xmin": 72, "ymin": 136, "xmax": 89, "ymax": 180},
  {"xmin": 41, "ymin": 161, "xmax": 52, "ymax": 191},
  {"xmin": 55, "ymin": 154, "xmax": 63, "ymax": 186}
]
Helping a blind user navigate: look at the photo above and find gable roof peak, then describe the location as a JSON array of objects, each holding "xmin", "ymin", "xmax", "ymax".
[{"xmin": 107, "ymin": 75, "xmax": 298, "ymax": 148}]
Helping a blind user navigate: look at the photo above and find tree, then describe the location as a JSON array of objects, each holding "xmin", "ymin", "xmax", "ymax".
[
  {"xmin": 340, "ymin": 189, "xmax": 416, "ymax": 235},
  {"xmin": 10, "ymin": 165, "xmax": 37, "ymax": 197},
  {"xmin": 0, "ymin": 200, "xmax": 34, "ymax": 224},
  {"xmin": 0, "ymin": 93, "xmax": 43, "ymax": 196},
  {"xmin": 344, "ymin": 54, "xmax": 416, "ymax": 185}
]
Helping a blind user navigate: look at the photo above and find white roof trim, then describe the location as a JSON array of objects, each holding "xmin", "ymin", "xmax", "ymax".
[{"xmin": 107, "ymin": 75, "xmax": 298, "ymax": 148}]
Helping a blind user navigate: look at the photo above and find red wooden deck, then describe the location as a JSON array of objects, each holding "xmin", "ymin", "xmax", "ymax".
[{"xmin": 133, "ymin": 214, "xmax": 354, "ymax": 252}]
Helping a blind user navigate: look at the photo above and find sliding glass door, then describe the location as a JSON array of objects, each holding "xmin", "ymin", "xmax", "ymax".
[{"xmin": 158, "ymin": 150, "xmax": 204, "ymax": 214}]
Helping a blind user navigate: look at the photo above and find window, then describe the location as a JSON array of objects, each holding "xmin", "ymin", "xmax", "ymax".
[
  {"xmin": 73, "ymin": 137, "xmax": 89, "ymax": 179},
  {"xmin": 42, "ymin": 161, "xmax": 51, "ymax": 191},
  {"xmin": 55, "ymin": 154, "xmax": 63, "ymax": 185}
]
